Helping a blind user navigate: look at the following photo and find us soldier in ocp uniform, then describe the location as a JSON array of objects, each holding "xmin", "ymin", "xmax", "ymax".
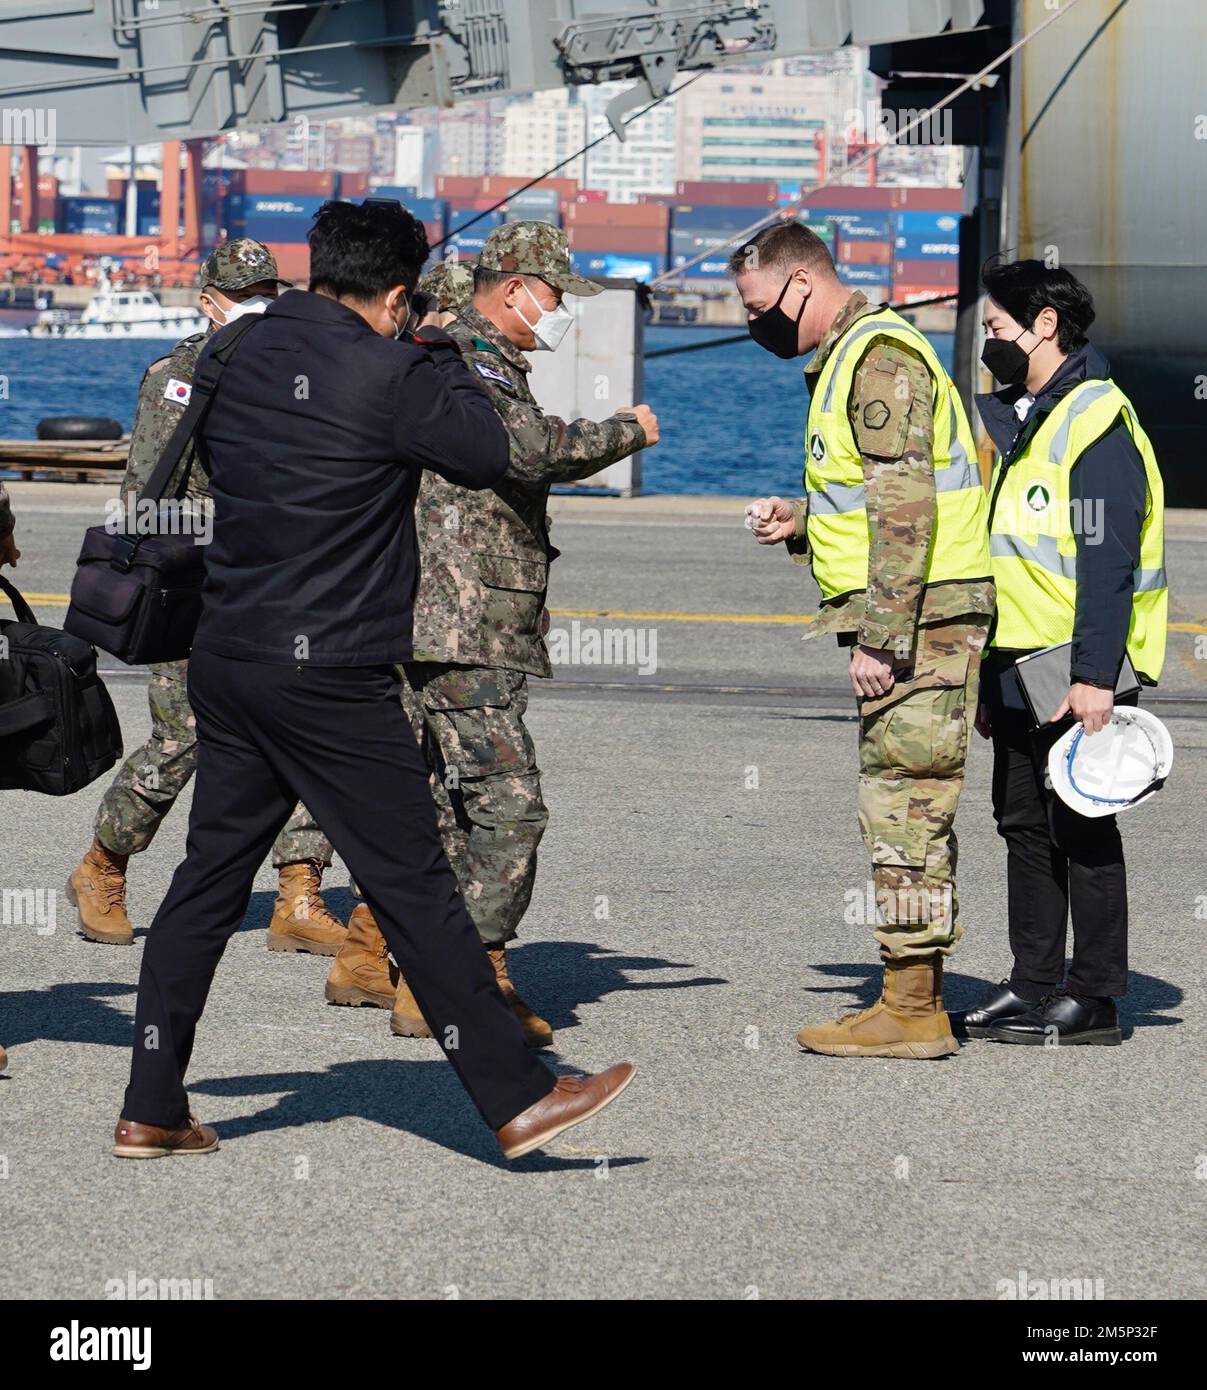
[
  {"xmin": 67, "ymin": 241, "xmax": 343, "ymax": 954},
  {"xmin": 735, "ymin": 221, "xmax": 994, "ymax": 1059},
  {"xmin": 1, "ymin": 477, "xmax": 18, "ymax": 1074},
  {"xmin": 325, "ymin": 223, "xmax": 658, "ymax": 1046}
]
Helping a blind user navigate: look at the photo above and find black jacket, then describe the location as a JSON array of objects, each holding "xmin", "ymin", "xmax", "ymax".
[
  {"xmin": 190, "ymin": 290, "xmax": 508, "ymax": 665},
  {"xmin": 976, "ymin": 343, "xmax": 1150, "ymax": 705}
]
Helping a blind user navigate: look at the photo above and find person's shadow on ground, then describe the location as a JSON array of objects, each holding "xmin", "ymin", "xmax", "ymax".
[
  {"xmin": 0, "ymin": 980, "xmax": 135, "ymax": 1057},
  {"xmin": 190, "ymin": 1059, "xmax": 648, "ymax": 1172}
]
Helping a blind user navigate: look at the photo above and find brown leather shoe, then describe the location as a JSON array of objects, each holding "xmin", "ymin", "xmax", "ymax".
[
  {"xmin": 325, "ymin": 903, "xmax": 397, "ymax": 1008},
  {"xmin": 66, "ymin": 839, "xmax": 134, "ymax": 945},
  {"xmin": 488, "ymin": 946, "xmax": 553, "ymax": 1049},
  {"xmin": 112, "ymin": 1115, "xmax": 220, "ymax": 1160},
  {"xmin": 0, "ymin": 1044, "xmax": 7, "ymax": 1073},
  {"xmin": 268, "ymin": 860, "xmax": 346, "ymax": 956},
  {"xmin": 389, "ymin": 971, "xmax": 433, "ymax": 1038},
  {"xmin": 496, "ymin": 1062, "xmax": 637, "ymax": 1160}
]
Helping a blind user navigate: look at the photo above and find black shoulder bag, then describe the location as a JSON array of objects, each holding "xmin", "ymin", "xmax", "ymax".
[
  {"xmin": 0, "ymin": 573, "xmax": 123, "ymax": 795},
  {"xmin": 63, "ymin": 314, "xmax": 260, "ymax": 665}
]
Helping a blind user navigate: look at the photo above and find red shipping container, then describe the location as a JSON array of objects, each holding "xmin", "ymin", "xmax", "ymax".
[
  {"xmin": 421, "ymin": 220, "xmax": 443, "ymax": 248},
  {"xmin": 447, "ymin": 198, "xmax": 499, "ymax": 213},
  {"xmin": 894, "ymin": 258, "xmax": 957, "ymax": 285},
  {"xmin": 338, "ymin": 172, "xmax": 371, "ymax": 198},
  {"xmin": 837, "ymin": 239, "xmax": 892, "ymax": 265},
  {"xmin": 802, "ymin": 185, "xmax": 895, "ymax": 211},
  {"xmin": 565, "ymin": 202, "xmax": 668, "ymax": 228},
  {"xmin": 483, "ymin": 175, "xmax": 577, "ymax": 200},
  {"xmin": 675, "ymin": 179, "xmax": 778, "ymax": 205},
  {"xmin": 893, "ymin": 284, "xmax": 957, "ymax": 305},
  {"xmin": 891, "ymin": 187, "xmax": 963, "ymax": 212},
  {"xmin": 263, "ymin": 242, "xmax": 311, "ymax": 283},
  {"xmin": 575, "ymin": 189, "xmax": 609, "ymax": 203},
  {"xmin": 236, "ymin": 170, "xmax": 336, "ymax": 197},
  {"xmin": 636, "ymin": 194, "xmax": 678, "ymax": 207},
  {"xmin": 566, "ymin": 226, "xmax": 670, "ymax": 254},
  {"xmin": 436, "ymin": 175, "xmax": 488, "ymax": 199}
]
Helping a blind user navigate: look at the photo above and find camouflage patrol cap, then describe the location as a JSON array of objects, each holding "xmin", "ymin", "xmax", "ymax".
[
  {"xmin": 200, "ymin": 238, "xmax": 285, "ymax": 292},
  {"xmin": 479, "ymin": 220, "xmax": 601, "ymax": 297},
  {"xmin": 418, "ymin": 260, "xmax": 475, "ymax": 313}
]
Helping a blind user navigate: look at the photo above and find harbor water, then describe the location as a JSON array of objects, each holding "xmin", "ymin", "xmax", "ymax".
[{"xmin": 0, "ymin": 323, "xmax": 954, "ymax": 498}]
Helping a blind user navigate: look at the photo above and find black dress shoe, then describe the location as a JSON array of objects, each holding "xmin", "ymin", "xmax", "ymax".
[
  {"xmin": 951, "ymin": 980, "xmax": 1042, "ymax": 1039},
  {"xmin": 986, "ymin": 991, "xmax": 1121, "ymax": 1046}
]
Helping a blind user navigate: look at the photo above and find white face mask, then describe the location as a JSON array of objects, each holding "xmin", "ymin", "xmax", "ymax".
[
  {"xmin": 213, "ymin": 294, "xmax": 273, "ymax": 326},
  {"xmin": 516, "ymin": 281, "xmax": 573, "ymax": 352}
]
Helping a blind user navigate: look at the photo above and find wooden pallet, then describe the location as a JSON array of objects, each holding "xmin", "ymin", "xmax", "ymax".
[{"xmin": 0, "ymin": 437, "xmax": 129, "ymax": 481}]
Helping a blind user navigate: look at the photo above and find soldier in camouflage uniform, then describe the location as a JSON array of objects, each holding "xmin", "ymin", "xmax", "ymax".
[
  {"xmin": 67, "ymin": 240, "xmax": 343, "ymax": 954},
  {"xmin": 417, "ymin": 259, "xmax": 474, "ymax": 318},
  {"xmin": 736, "ymin": 221, "xmax": 993, "ymax": 1058},
  {"xmin": 326, "ymin": 223, "xmax": 657, "ymax": 1046}
]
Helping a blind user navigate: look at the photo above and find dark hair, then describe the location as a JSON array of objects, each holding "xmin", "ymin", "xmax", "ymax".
[
  {"xmin": 981, "ymin": 258, "xmax": 1095, "ymax": 352},
  {"xmin": 727, "ymin": 220, "xmax": 835, "ymax": 278},
  {"xmin": 473, "ymin": 265, "xmax": 511, "ymax": 294},
  {"xmin": 308, "ymin": 199, "xmax": 429, "ymax": 299}
]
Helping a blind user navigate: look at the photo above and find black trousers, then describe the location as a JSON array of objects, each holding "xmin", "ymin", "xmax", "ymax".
[
  {"xmin": 122, "ymin": 650, "xmax": 555, "ymax": 1133},
  {"xmin": 988, "ymin": 699, "xmax": 1129, "ymax": 998}
]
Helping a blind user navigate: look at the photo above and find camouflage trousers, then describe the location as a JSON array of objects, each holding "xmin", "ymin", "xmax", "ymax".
[
  {"xmin": 856, "ymin": 618, "xmax": 988, "ymax": 960},
  {"xmin": 94, "ymin": 659, "xmax": 332, "ymax": 865},
  {"xmin": 394, "ymin": 661, "xmax": 549, "ymax": 946}
]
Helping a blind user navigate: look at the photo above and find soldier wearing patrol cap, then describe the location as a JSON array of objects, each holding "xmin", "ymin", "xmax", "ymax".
[
  {"xmin": 67, "ymin": 239, "xmax": 342, "ymax": 956},
  {"xmin": 325, "ymin": 221, "xmax": 658, "ymax": 1047},
  {"xmin": 736, "ymin": 220, "xmax": 994, "ymax": 1060},
  {"xmin": 417, "ymin": 259, "xmax": 474, "ymax": 319}
]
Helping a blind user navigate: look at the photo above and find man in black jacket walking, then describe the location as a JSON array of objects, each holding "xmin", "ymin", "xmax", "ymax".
[{"xmin": 113, "ymin": 201, "xmax": 635, "ymax": 1160}]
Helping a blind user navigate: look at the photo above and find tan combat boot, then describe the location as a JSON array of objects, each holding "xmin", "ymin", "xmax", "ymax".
[
  {"xmin": 390, "ymin": 972, "xmax": 432, "ymax": 1039},
  {"xmin": 66, "ymin": 840, "xmax": 134, "ymax": 945},
  {"xmin": 796, "ymin": 956, "xmax": 959, "ymax": 1059},
  {"xmin": 268, "ymin": 861, "xmax": 346, "ymax": 956},
  {"xmin": 325, "ymin": 904, "xmax": 396, "ymax": 1008},
  {"xmin": 488, "ymin": 946, "xmax": 553, "ymax": 1050},
  {"xmin": 0, "ymin": 1044, "xmax": 7, "ymax": 1073}
]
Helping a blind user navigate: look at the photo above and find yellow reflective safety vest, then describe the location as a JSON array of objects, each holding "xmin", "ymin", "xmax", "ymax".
[
  {"xmin": 988, "ymin": 377, "xmax": 1167, "ymax": 681},
  {"xmin": 805, "ymin": 306, "xmax": 990, "ymax": 600}
]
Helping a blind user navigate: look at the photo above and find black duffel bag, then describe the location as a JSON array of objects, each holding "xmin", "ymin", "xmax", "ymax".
[
  {"xmin": 0, "ymin": 574, "xmax": 123, "ymax": 795},
  {"xmin": 63, "ymin": 313, "xmax": 260, "ymax": 665}
]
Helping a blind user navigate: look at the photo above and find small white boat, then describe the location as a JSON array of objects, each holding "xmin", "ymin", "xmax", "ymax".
[{"xmin": 26, "ymin": 270, "xmax": 205, "ymax": 339}]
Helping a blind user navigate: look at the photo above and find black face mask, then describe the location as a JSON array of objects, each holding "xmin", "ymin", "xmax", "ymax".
[
  {"xmin": 748, "ymin": 276, "xmax": 806, "ymax": 359},
  {"xmin": 981, "ymin": 326, "xmax": 1035, "ymax": 387}
]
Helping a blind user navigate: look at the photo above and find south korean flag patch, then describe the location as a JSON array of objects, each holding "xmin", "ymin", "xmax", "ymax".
[
  {"xmin": 163, "ymin": 377, "xmax": 192, "ymax": 406},
  {"xmin": 474, "ymin": 361, "xmax": 510, "ymax": 386}
]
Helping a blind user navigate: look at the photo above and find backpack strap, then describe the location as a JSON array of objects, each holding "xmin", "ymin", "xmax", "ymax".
[
  {"xmin": 0, "ymin": 571, "xmax": 38, "ymax": 625},
  {"xmin": 112, "ymin": 314, "xmax": 263, "ymax": 572}
]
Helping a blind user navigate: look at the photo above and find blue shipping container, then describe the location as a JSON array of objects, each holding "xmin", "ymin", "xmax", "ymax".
[
  {"xmin": 894, "ymin": 210, "xmax": 961, "ymax": 237},
  {"xmin": 370, "ymin": 185, "xmax": 418, "ymax": 201},
  {"xmin": 228, "ymin": 194, "xmax": 328, "ymax": 220},
  {"xmin": 836, "ymin": 264, "xmax": 892, "ymax": 288},
  {"xmin": 404, "ymin": 197, "xmax": 446, "ymax": 225},
  {"xmin": 669, "ymin": 204, "xmax": 779, "ymax": 232},
  {"xmin": 229, "ymin": 218, "xmax": 316, "ymax": 244},
  {"xmin": 570, "ymin": 251, "xmax": 667, "ymax": 280},
  {"xmin": 893, "ymin": 233, "xmax": 959, "ymax": 258},
  {"xmin": 670, "ymin": 252, "xmax": 730, "ymax": 280},
  {"xmin": 446, "ymin": 208, "xmax": 505, "ymax": 237},
  {"xmin": 812, "ymin": 210, "xmax": 892, "ymax": 240}
]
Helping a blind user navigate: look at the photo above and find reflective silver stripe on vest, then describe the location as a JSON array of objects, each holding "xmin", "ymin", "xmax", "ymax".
[
  {"xmin": 994, "ymin": 538, "xmax": 1167, "ymax": 594},
  {"xmin": 808, "ymin": 481, "xmax": 866, "ymax": 515},
  {"xmin": 990, "ymin": 532, "xmax": 1078, "ymax": 580},
  {"xmin": 1047, "ymin": 379, "xmax": 1118, "ymax": 459},
  {"xmin": 937, "ymin": 443, "xmax": 979, "ymax": 491}
]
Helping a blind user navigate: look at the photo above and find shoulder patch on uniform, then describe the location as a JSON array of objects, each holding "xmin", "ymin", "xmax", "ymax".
[
  {"xmin": 163, "ymin": 378, "xmax": 192, "ymax": 405},
  {"xmin": 473, "ymin": 361, "xmax": 511, "ymax": 385},
  {"xmin": 862, "ymin": 399, "xmax": 891, "ymax": 430}
]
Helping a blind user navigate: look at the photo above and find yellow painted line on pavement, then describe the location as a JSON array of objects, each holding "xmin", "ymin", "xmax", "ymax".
[{"xmin": 12, "ymin": 593, "xmax": 1207, "ymax": 636}]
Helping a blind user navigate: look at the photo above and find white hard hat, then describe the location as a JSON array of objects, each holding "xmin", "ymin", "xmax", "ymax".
[{"xmin": 1048, "ymin": 707, "xmax": 1173, "ymax": 818}]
